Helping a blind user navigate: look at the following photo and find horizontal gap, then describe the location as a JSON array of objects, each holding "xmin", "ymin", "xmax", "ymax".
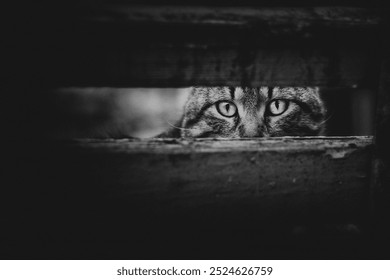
[{"xmin": 23, "ymin": 87, "xmax": 376, "ymax": 139}]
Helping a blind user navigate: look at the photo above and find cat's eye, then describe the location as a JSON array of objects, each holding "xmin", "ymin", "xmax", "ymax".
[
  {"xmin": 267, "ymin": 99, "xmax": 289, "ymax": 116},
  {"xmin": 216, "ymin": 101, "xmax": 237, "ymax": 118}
]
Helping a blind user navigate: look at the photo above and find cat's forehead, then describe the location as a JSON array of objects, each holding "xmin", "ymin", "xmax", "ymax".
[
  {"xmin": 203, "ymin": 87, "xmax": 231, "ymax": 101},
  {"xmin": 191, "ymin": 86, "xmax": 319, "ymax": 105},
  {"xmin": 273, "ymin": 87, "xmax": 319, "ymax": 100},
  {"xmin": 235, "ymin": 87, "xmax": 269, "ymax": 103},
  {"xmin": 197, "ymin": 87, "xmax": 270, "ymax": 103}
]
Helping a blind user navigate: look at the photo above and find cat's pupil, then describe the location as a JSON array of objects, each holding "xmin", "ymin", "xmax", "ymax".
[
  {"xmin": 225, "ymin": 103, "xmax": 230, "ymax": 112},
  {"xmin": 275, "ymin": 100, "xmax": 280, "ymax": 110}
]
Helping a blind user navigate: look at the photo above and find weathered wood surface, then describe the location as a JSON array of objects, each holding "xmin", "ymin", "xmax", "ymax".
[
  {"xmin": 28, "ymin": 137, "xmax": 373, "ymax": 224},
  {"xmin": 7, "ymin": 5, "xmax": 383, "ymax": 87},
  {"xmin": 80, "ymin": 6, "xmax": 381, "ymax": 27},
  {"xmin": 2, "ymin": 136, "xmax": 377, "ymax": 258}
]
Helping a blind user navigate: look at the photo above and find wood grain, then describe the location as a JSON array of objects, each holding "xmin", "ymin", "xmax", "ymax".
[
  {"xmin": 30, "ymin": 137, "xmax": 373, "ymax": 224},
  {"xmin": 4, "ymin": 136, "xmax": 378, "ymax": 258},
  {"xmin": 7, "ymin": 6, "xmax": 383, "ymax": 87}
]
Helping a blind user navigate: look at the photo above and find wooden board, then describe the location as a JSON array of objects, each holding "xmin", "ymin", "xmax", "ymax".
[
  {"xmin": 6, "ymin": 6, "xmax": 383, "ymax": 87},
  {"xmin": 16, "ymin": 137, "xmax": 373, "ymax": 223},
  {"xmin": 2, "ymin": 136, "xmax": 375, "ymax": 258}
]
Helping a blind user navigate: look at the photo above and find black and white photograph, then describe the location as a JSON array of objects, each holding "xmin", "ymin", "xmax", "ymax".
[{"xmin": 2, "ymin": 0, "xmax": 390, "ymax": 274}]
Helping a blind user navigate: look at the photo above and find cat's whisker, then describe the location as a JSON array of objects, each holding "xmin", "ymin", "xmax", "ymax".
[
  {"xmin": 319, "ymin": 113, "xmax": 333, "ymax": 126},
  {"xmin": 166, "ymin": 121, "xmax": 198, "ymax": 131}
]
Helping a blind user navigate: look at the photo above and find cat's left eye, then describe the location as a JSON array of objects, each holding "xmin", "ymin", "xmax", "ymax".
[
  {"xmin": 216, "ymin": 101, "xmax": 237, "ymax": 118},
  {"xmin": 267, "ymin": 99, "xmax": 289, "ymax": 116}
]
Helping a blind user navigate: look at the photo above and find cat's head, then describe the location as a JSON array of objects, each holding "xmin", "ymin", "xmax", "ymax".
[{"xmin": 180, "ymin": 87, "xmax": 326, "ymax": 138}]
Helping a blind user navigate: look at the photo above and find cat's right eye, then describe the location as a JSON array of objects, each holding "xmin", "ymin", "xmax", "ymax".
[
  {"xmin": 216, "ymin": 101, "xmax": 237, "ymax": 118},
  {"xmin": 267, "ymin": 99, "xmax": 289, "ymax": 116}
]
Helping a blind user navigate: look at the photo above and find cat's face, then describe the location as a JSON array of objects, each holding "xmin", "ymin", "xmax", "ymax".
[{"xmin": 180, "ymin": 87, "xmax": 326, "ymax": 138}]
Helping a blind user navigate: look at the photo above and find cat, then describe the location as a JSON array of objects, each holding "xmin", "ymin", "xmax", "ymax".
[{"xmin": 158, "ymin": 86, "xmax": 326, "ymax": 138}]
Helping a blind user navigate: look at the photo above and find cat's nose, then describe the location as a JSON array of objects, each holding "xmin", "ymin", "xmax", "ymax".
[{"xmin": 243, "ymin": 122, "xmax": 265, "ymax": 137}]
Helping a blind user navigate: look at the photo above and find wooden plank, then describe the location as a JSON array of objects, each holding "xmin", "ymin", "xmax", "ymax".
[
  {"xmin": 7, "ymin": 6, "xmax": 383, "ymax": 87},
  {"xmin": 25, "ymin": 137, "xmax": 373, "ymax": 224},
  {"xmin": 25, "ymin": 47, "xmax": 375, "ymax": 88},
  {"xmin": 3, "ymin": 136, "xmax": 376, "ymax": 258},
  {"xmin": 79, "ymin": 6, "xmax": 382, "ymax": 27}
]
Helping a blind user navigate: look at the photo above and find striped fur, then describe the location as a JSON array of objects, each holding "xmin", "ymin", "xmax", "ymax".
[{"xmin": 160, "ymin": 87, "xmax": 326, "ymax": 138}]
